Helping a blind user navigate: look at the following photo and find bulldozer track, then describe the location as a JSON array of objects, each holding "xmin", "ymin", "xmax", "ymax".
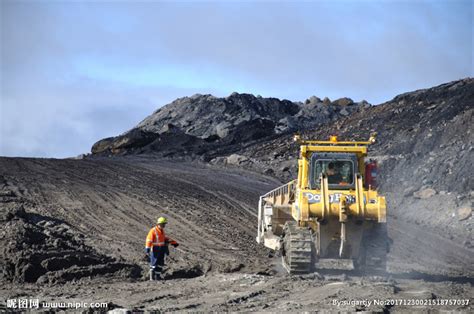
[{"xmin": 282, "ymin": 222, "xmax": 313, "ymax": 274}]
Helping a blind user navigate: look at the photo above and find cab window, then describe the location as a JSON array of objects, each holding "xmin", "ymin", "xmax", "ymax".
[{"xmin": 312, "ymin": 160, "xmax": 354, "ymax": 187}]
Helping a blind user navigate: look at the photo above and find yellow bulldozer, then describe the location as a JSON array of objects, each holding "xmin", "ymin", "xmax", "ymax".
[{"xmin": 257, "ymin": 134, "xmax": 388, "ymax": 274}]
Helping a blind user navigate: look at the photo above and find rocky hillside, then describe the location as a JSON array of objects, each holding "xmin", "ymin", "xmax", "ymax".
[
  {"xmin": 233, "ymin": 78, "xmax": 473, "ymax": 193},
  {"xmin": 91, "ymin": 93, "xmax": 369, "ymax": 158}
]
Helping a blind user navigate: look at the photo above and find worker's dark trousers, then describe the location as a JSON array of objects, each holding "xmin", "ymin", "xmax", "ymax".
[{"xmin": 149, "ymin": 246, "xmax": 168, "ymax": 279}]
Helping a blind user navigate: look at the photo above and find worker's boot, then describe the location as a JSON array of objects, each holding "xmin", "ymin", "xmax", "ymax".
[
  {"xmin": 149, "ymin": 269, "xmax": 155, "ymax": 281},
  {"xmin": 154, "ymin": 266, "xmax": 163, "ymax": 281}
]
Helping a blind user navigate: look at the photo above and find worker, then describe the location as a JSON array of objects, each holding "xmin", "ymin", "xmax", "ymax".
[
  {"xmin": 145, "ymin": 217, "xmax": 179, "ymax": 281},
  {"xmin": 326, "ymin": 162, "xmax": 343, "ymax": 184}
]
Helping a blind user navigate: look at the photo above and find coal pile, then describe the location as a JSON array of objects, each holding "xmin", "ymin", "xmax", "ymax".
[
  {"xmin": 91, "ymin": 92, "xmax": 367, "ymax": 159},
  {"xmin": 0, "ymin": 204, "xmax": 141, "ymax": 284}
]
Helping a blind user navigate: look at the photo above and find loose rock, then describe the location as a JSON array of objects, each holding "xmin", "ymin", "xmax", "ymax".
[
  {"xmin": 413, "ymin": 188, "xmax": 437, "ymax": 199},
  {"xmin": 457, "ymin": 207, "xmax": 472, "ymax": 221}
]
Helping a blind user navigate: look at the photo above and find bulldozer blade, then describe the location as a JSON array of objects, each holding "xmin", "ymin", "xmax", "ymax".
[
  {"xmin": 315, "ymin": 258, "xmax": 354, "ymax": 270},
  {"xmin": 262, "ymin": 231, "xmax": 281, "ymax": 251}
]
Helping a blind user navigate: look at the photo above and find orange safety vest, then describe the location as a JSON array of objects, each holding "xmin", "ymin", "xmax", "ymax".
[{"xmin": 145, "ymin": 226, "xmax": 177, "ymax": 248}]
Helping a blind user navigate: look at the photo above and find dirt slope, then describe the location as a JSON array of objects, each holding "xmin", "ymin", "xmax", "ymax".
[{"xmin": 0, "ymin": 157, "xmax": 279, "ymax": 280}]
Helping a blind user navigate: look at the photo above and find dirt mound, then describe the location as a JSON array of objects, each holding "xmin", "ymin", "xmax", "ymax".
[{"xmin": 0, "ymin": 203, "xmax": 141, "ymax": 284}]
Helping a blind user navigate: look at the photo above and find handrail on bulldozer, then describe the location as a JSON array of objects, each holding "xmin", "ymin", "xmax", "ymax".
[
  {"xmin": 257, "ymin": 180, "xmax": 296, "ymax": 244},
  {"xmin": 293, "ymin": 133, "xmax": 377, "ymax": 147}
]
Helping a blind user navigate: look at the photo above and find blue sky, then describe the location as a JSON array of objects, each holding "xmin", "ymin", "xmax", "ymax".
[{"xmin": 1, "ymin": 0, "xmax": 472, "ymax": 157}]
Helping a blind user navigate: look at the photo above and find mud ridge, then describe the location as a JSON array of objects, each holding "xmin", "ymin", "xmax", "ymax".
[{"xmin": 1, "ymin": 203, "xmax": 141, "ymax": 284}]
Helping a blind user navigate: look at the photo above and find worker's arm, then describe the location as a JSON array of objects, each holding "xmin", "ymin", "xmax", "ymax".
[
  {"xmin": 166, "ymin": 237, "xmax": 179, "ymax": 247},
  {"xmin": 145, "ymin": 228, "xmax": 154, "ymax": 254}
]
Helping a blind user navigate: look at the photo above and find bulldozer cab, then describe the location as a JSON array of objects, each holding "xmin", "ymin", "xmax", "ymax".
[{"xmin": 309, "ymin": 153, "xmax": 357, "ymax": 190}]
